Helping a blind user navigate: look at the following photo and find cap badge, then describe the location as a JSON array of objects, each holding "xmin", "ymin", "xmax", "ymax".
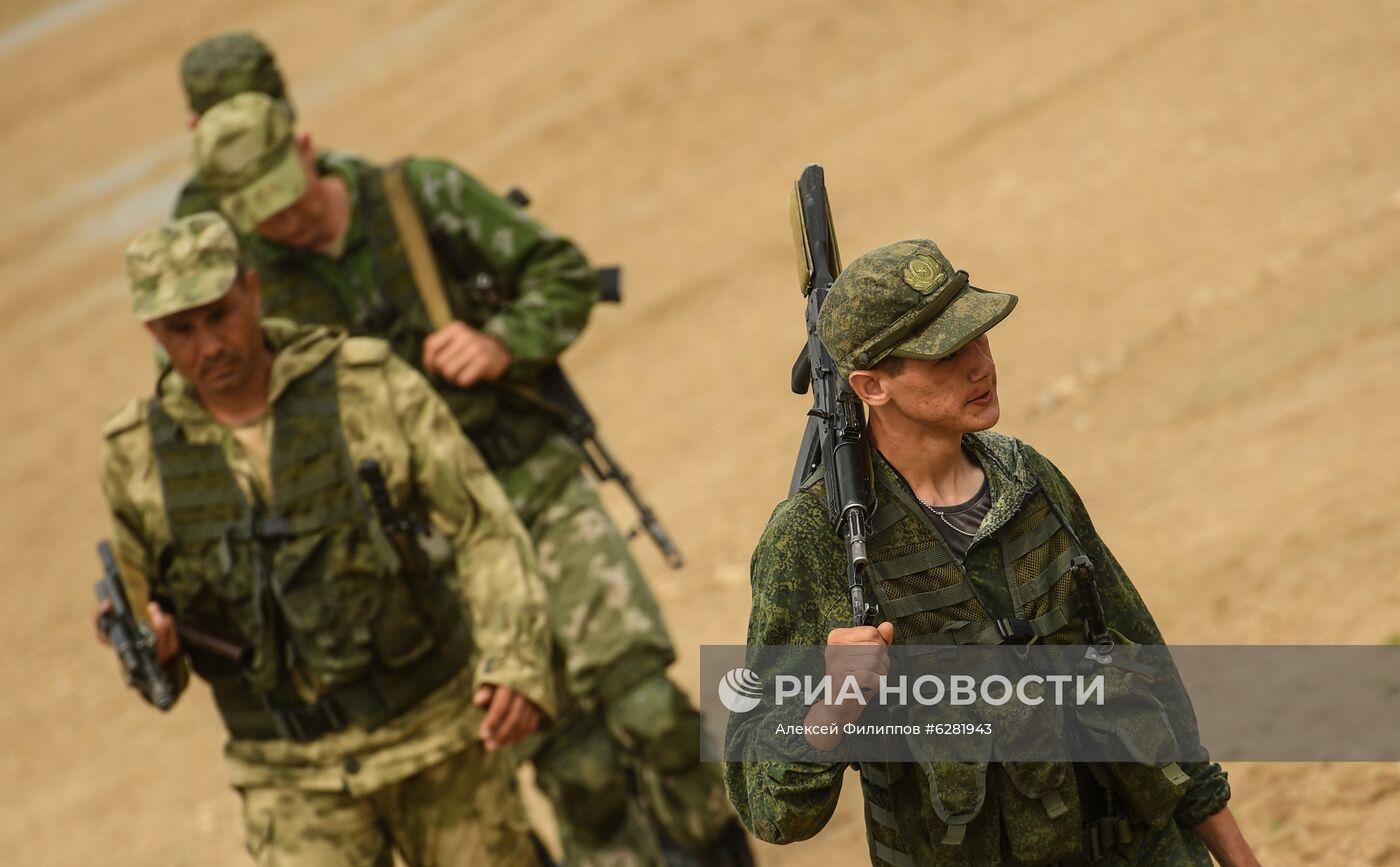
[{"xmin": 903, "ymin": 255, "xmax": 944, "ymax": 294}]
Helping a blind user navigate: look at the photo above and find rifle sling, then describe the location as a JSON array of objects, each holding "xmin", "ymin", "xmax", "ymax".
[
  {"xmin": 382, "ymin": 161, "xmax": 453, "ymax": 330},
  {"xmin": 381, "ymin": 160, "xmax": 580, "ymax": 428}
]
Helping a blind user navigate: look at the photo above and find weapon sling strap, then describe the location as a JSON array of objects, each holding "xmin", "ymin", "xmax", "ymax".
[
  {"xmin": 381, "ymin": 160, "xmax": 572, "ymax": 421},
  {"xmin": 382, "ymin": 160, "xmax": 454, "ymax": 329}
]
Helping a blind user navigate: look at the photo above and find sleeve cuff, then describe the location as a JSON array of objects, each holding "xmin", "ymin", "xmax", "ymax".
[
  {"xmin": 1174, "ymin": 764, "xmax": 1232, "ymax": 828},
  {"xmin": 473, "ymin": 652, "xmax": 557, "ymax": 720}
]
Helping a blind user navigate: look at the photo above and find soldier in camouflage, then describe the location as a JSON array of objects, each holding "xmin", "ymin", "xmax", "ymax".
[
  {"xmin": 97, "ymin": 212, "xmax": 556, "ymax": 866},
  {"xmin": 725, "ymin": 240, "xmax": 1261, "ymax": 865},
  {"xmin": 175, "ymin": 33, "xmax": 746, "ymax": 867},
  {"xmin": 173, "ymin": 32, "xmax": 294, "ymax": 218}
]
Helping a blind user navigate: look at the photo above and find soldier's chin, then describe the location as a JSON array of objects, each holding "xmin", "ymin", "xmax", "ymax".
[{"xmin": 966, "ymin": 397, "xmax": 1000, "ymax": 431}]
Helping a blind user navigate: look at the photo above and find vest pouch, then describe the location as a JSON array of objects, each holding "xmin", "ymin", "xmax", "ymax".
[
  {"xmin": 981, "ymin": 667, "xmax": 1077, "ymax": 861},
  {"xmin": 912, "ymin": 760, "xmax": 1002, "ymax": 864},
  {"xmin": 164, "ymin": 540, "xmax": 280, "ymax": 690},
  {"xmin": 921, "ymin": 760, "xmax": 988, "ymax": 845},
  {"xmin": 1073, "ymin": 632, "xmax": 1186, "ymax": 828},
  {"xmin": 272, "ymin": 531, "xmax": 380, "ymax": 685},
  {"xmin": 334, "ymin": 525, "xmax": 443, "ymax": 670},
  {"xmin": 997, "ymin": 763, "xmax": 1081, "ymax": 863}
]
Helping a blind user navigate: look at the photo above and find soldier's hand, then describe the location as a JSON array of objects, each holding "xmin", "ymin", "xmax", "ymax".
[
  {"xmin": 423, "ymin": 321, "xmax": 512, "ymax": 388},
  {"xmin": 803, "ymin": 621, "xmax": 895, "ymax": 751},
  {"xmin": 147, "ymin": 602, "xmax": 180, "ymax": 666},
  {"xmin": 94, "ymin": 601, "xmax": 180, "ymax": 668},
  {"xmin": 473, "ymin": 683, "xmax": 542, "ymax": 751},
  {"xmin": 823, "ymin": 621, "xmax": 895, "ymax": 693},
  {"xmin": 94, "ymin": 600, "xmax": 114, "ymax": 646}
]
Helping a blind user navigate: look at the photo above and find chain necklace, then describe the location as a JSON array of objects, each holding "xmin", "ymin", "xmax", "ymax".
[{"xmin": 913, "ymin": 490, "xmax": 979, "ymax": 537}]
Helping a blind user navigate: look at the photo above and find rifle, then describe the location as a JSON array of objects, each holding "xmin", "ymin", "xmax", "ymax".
[
  {"xmin": 534, "ymin": 366, "xmax": 684, "ymax": 569},
  {"xmin": 787, "ymin": 165, "xmax": 878, "ymax": 627},
  {"xmin": 487, "ymin": 189, "xmax": 682, "ymax": 567},
  {"xmin": 94, "ymin": 540, "xmax": 176, "ymax": 710}
]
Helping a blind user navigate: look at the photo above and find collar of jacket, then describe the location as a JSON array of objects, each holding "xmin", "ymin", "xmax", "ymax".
[
  {"xmin": 251, "ymin": 149, "xmax": 367, "ymax": 265},
  {"xmin": 873, "ymin": 429, "xmax": 1036, "ymax": 546},
  {"xmin": 154, "ymin": 319, "xmax": 347, "ymax": 444}
]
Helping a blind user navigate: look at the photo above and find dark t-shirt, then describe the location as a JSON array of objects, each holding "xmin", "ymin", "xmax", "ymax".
[{"xmin": 917, "ymin": 474, "xmax": 991, "ymax": 562}]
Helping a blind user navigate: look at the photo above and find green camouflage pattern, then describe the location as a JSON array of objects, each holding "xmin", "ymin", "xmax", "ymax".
[
  {"xmin": 238, "ymin": 738, "xmax": 535, "ymax": 866},
  {"xmin": 531, "ymin": 671, "xmax": 734, "ymax": 866},
  {"xmin": 124, "ymin": 212, "xmax": 238, "ymax": 321},
  {"xmin": 180, "ymin": 32, "xmax": 293, "ymax": 118},
  {"xmin": 101, "ymin": 319, "xmax": 555, "ymax": 743},
  {"xmin": 818, "ymin": 239, "xmax": 1018, "ymax": 378},
  {"xmin": 186, "ymin": 136, "xmax": 733, "ymax": 858},
  {"xmin": 500, "ymin": 437, "xmax": 675, "ymax": 699},
  {"xmin": 725, "ymin": 431, "xmax": 1229, "ymax": 864},
  {"xmin": 192, "ymin": 93, "xmax": 306, "ymax": 233},
  {"xmin": 505, "ymin": 442, "xmax": 736, "ymax": 863},
  {"xmin": 235, "ymin": 149, "xmax": 599, "ymax": 400}
]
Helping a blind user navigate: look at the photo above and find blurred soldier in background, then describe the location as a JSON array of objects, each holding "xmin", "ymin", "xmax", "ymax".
[
  {"xmin": 97, "ymin": 211, "xmax": 554, "ymax": 866},
  {"xmin": 173, "ymin": 33, "xmax": 750, "ymax": 867}
]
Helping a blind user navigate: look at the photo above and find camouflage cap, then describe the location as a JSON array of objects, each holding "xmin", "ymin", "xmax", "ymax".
[
  {"xmin": 179, "ymin": 32, "xmax": 294, "ymax": 118},
  {"xmin": 818, "ymin": 239, "xmax": 1017, "ymax": 379},
  {"xmin": 191, "ymin": 92, "xmax": 306, "ymax": 233},
  {"xmin": 125, "ymin": 212, "xmax": 240, "ymax": 322}
]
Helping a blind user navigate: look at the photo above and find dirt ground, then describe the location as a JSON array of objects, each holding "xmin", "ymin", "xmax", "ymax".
[{"xmin": 1, "ymin": 0, "xmax": 1398, "ymax": 864}]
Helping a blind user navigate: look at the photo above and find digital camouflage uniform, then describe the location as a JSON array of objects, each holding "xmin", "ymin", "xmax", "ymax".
[
  {"xmin": 184, "ymin": 81, "xmax": 737, "ymax": 865},
  {"xmin": 725, "ymin": 241, "xmax": 1230, "ymax": 865},
  {"xmin": 103, "ymin": 214, "xmax": 556, "ymax": 865}
]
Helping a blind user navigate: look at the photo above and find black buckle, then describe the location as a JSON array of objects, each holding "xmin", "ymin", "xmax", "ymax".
[
  {"xmin": 995, "ymin": 618, "xmax": 1034, "ymax": 643},
  {"xmin": 273, "ymin": 699, "xmax": 348, "ymax": 742},
  {"xmin": 252, "ymin": 517, "xmax": 290, "ymax": 541}
]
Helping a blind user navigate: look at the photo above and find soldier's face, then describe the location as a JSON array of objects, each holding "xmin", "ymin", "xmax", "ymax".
[
  {"xmin": 255, "ymin": 137, "xmax": 328, "ymax": 249},
  {"xmin": 146, "ymin": 274, "xmax": 266, "ymax": 398},
  {"xmin": 863, "ymin": 335, "xmax": 1001, "ymax": 434}
]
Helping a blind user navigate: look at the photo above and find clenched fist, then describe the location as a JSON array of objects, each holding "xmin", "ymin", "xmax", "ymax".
[
  {"xmin": 422, "ymin": 321, "xmax": 512, "ymax": 388},
  {"xmin": 804, "ymin": 621, "xmax": 895, "ymax": 751}
]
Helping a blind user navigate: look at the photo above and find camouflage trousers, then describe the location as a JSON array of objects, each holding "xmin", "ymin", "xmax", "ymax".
[
  {"xmin": 237, "ymin": 740, "xmax": 535, "ymax": 867},
  {"xmin": 500, "ymin": 438, "xmax": 735, "ymax": 865}
]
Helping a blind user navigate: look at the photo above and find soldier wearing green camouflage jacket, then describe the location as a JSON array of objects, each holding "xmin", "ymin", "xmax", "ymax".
[
  {"xmin": 98, "ymin": 212, "xmax": 554, "ymax": 866},
  {"xmin": 725, "ymin": 240, "xmax": 1260, "ymax": 866},
  {"xmin": 178, "ymin": 41, "xmax": 745, "ymax": 865}
]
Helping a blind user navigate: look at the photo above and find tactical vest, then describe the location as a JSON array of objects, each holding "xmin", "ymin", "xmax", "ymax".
[
  {"xmin": 251, "ymin": 153, "xmax": 555, "ymax": 469},
  {"xmin": 147, "ymin": 356, "xmax": 471, "ymax": 741},
  {"xmin": 814, "ymin": 452, "xmax": 1189, "ymax": 866}
]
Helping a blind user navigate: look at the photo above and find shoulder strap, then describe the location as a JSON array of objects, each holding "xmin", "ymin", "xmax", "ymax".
[{"xmin": 382, "ymin": 160, "xmax": 453, "ymax": 329}]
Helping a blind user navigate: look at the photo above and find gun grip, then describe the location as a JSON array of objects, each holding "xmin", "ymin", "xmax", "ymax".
[{"xmin": 791, "ymin": 348, "xmax": 811, "ymax": 394}]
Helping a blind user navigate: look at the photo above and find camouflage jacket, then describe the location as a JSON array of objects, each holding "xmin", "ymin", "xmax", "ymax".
[
  {"xmin": 100, "ymin": 320, "xmax": 555, "ymax": 792},
  {"xmin": 177, "ymin": 151, "xmax": 598, "ymax": 478},
  {"xmin": 724, "ymin": 430, "xmax": 1230, "ymax": 859}
]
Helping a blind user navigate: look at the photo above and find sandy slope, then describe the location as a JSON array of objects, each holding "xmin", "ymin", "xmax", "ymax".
[{"xmin": 1, "ymin": 0, "xmax": 1397, "ymax": 863}]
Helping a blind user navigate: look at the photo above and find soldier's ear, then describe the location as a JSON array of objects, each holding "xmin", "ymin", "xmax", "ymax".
[{"xmin": 849, "ymin": 370, "xmax": 890, "ymax": 407}]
